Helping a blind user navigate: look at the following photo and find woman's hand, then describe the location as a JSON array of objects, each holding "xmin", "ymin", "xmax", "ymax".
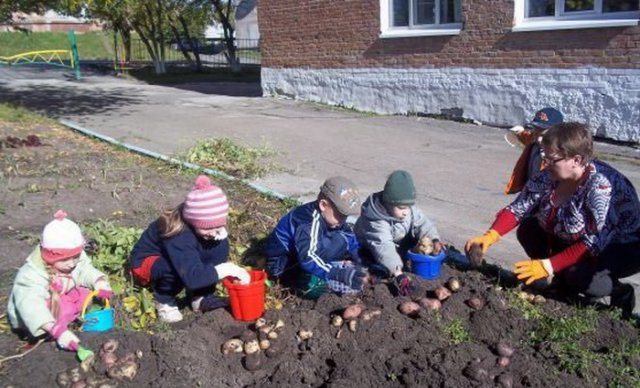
[
  {"xmin": 514, "ymin": 259, "xmax": 553, "ymax": 285},
  {"xmin": 464, "ymin": 229, "xmax": 500, "ymax": 254}
]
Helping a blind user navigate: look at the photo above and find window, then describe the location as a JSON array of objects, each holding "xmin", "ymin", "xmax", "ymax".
[
  {"xmin": 380, "ymin": 0, "xmax": 463, "ymax": 38},
  {"xmin": 514, "ymin": 0, "xmax": 640, "ymax": 31}
]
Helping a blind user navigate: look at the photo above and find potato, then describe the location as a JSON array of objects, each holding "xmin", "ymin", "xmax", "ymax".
[
  {"xmin": 243, "ymin": 354, "xmax": 262, "ymax": 371},
  {"xmin": 496, "ymin": 373, "xmax": 514, "ymax": 388},
  {"xmin": 259, "ymin": 339, "xmax": 270, "ymax": 350},
  {"xmin": 79, "ymin": 353, "xmax": 95, "ymax": 373},
  {"xmin": 244, "ymin": 340, "xmax": 260, "ymax": 355},
  {"xmin": 100, "ymin": 351, "xmax": 119, "ymax": 368},
  {"xmin": 466, "ymin": 297, "xmax": 485, "ymax": 310},
  {"xmin": 342, "ymin": 304, "xmax": 364, "ymax": 320},
  {"xmin": 273, "ymin": 319, "xmax": 285, "ymax": 331},
  {"xmin": 254, "ymin": 317, "xmax": 267, "ymax": 329},
  {"xmin": 68, "ymin": 368, "xmax": 82, "ymax": 383},
  {"xmin": 463, "ymin": 363, "xmax": 489, "ymax": 382},
  {"xmin": 135, "ymin": 349, "xmax": 143, "ymax": 359},
  {"xmin": 434, "ymin": 286, "xmax": 452, "ymax": 301},
  {"xmin": 101, "ymin": 339, "xmax": 119, "ymax": 354},
  {"xmin": 413, "ymin": 236, "xmax": 434, "ymax": 255},
  {"xmin": 297, "ymin": 329, "xmax": 313, "ymax": 341},
  {"xmin": 496, "ymin": 342, "xmax": 515, "ymax": 357},
  {"xmin": 331, "ymin": 315, "xmax": 344, "ymax": 327},
  {"xmin": 221, "ymin": 338, "xmax": 243, "ymax": 355},
  {"xmin": 497, "ymin": 356, "xmax": 511, "ymax": 367},
  {"xmin": 267, "ymin": 331, "xmax": 278, "ymax": 340},
  {"xmin": 361, "ymin": 309, "xmax": 382, "ymax": 321},
  {"xmin": 56, "ymin": 370, "xmax": 70, "ymax": 387},
  {"xmin": 533, "ymin": 295, "xmax": 546, "ymax": 305},
  {"xmin": 107, "ymin": 360, "xmax": 138, "ymax": 381},
  {"xmin": 265, "ymin": 341, "xmax": 282, "ymax": 358},
  {"xmin": 398, "ymin": 301, "xmax": 421, "ymax": 317},
  {"xmin": 467, "ymin": 244, "xmax": 483, "ymax": 268},
  {"xmin": 418, "ymin": 297, "xmax": 441, "ymax": 311},
  {"xmin": 348, "ymin": 320, "xmax": 357, "ymax": 332},
  {"xmin": 70, "ymin": 381, "xmax": 86, "ymax": 388},
  {"xmin": 447, "ymin": 277, "xmax": 461, "ymax": 292}
]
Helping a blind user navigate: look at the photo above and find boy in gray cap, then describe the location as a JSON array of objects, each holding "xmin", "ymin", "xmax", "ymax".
[
  {"xmin": 355, "ymin": 170, "xmax": 441, "ymax": 296},
  {"xmin": 264, "ymin": 176, "xmax": 366, "ymax": 297}
]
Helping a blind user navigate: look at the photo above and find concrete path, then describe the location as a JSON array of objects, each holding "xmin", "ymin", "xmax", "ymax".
[{"xmin": 1, "ymin": 66, "xmax": 639, "ymax": 312}]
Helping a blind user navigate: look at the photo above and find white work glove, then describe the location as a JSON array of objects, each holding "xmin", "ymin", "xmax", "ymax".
[
  {"xmin": 214, "ymin": 262, "xmax": 250, "ymax": 284},
  {"xmin": 214, "ymin": 227, "xmax": 228, "ymax": 241},
  {"xmin": 56, "ymin": 330, "xmax": 80, "ymax": 351}
]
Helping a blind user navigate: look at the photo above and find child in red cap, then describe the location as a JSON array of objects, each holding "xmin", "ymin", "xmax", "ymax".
[
  {"xmin": 7, "ymin": 210, "xmax": 112, "ymax": 352},
  {"xmin": 129, "ymin": 175, "xmax": 249, "ymax": 323}
]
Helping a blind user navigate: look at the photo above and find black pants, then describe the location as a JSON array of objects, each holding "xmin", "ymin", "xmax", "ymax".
[{"xmin": 517, "ymin": 217, "xmax": 640, "ymax": 298}]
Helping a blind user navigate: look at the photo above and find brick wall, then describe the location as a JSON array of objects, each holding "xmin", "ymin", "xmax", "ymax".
[{"xmin": 259, "ymin": 0, "xmax": 640, "ymax": 69}]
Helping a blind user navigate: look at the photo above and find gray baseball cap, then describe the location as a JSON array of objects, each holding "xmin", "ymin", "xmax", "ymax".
[{"xmin": 320, "ymin": 176, "xmax": 361, "ymax": 216}]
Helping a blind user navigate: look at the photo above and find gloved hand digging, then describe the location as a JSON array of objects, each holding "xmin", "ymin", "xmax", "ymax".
[
  {"xmin": 514, "ymin": 259, "xmax": 553, "ymax": 285},
  {"xmin": 391, "ymin": 273, "xmax": 416, "ymax": 297}
]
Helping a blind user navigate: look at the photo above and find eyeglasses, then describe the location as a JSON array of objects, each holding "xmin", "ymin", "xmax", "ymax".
[{"xmin": 540, "ymin": 150, "xmax": 566, "ymax": 166}]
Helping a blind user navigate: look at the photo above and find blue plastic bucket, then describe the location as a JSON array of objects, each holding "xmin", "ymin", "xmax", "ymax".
[
  {"xmin": 406, "ymin": 250, "xmax": 446, "ymax": 280},
  {"xmin": 81, "ymin": 291, "xmax": 115, "ymax": 332}
]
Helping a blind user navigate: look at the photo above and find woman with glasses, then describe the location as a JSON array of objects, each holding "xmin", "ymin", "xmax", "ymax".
[{"xmin": 466, "ymin": 123, "xmax": 640, "ymax": 317}]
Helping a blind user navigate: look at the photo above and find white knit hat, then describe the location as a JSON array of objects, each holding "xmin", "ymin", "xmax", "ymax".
[
  {"xmin": 41, "ymin": 210, "xmax": 85, "ymax": 264},
  {"xmin": 182, "ymin": 175, "xmax": 229, "ymax": 229}
]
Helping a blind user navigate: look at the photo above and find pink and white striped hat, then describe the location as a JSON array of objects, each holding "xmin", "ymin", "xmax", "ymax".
[
  {"xmin": 41, "ymin": 210, "xmax": 85, "ymax": 264},
  {"xmin": 182, "ymin": 175, "xmax": 229, "ymax": 229}
]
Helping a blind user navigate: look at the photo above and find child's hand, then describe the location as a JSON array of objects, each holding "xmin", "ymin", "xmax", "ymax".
[
  {"xmin": 94, "ymin": 278, "xmax": 113, "ymax": 299},
  {"xmin": 215, "ymin": 262, "xmax": 250, "ymax": 284},
  {"xmin": 56, "ymin": 330, "xmax": 80, "ymax": 351},
  {"xmin": 432, "ymin": 240, "xmax": 444, "ymax": 255},
  {"xmin": 47, "ymin": 323, "xmax": 79, "ymax": 351},
  {"xmin": 96, "ymin": 289, "xmax": 113, "ymax": 300}
]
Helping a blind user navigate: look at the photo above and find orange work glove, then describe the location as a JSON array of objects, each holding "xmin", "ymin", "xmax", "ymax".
[
  {"xmin": 514, "ymin": 259, "xmax": 553, "ymax": 285},
  {"xmin": 465, "ymin": 229, "xmax": 501, "ymax": 254}
]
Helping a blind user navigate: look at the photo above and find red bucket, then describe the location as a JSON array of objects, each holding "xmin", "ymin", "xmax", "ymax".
[{"xmin": 223, "ymin": 270, "xmax": 266, "ymax": 321}]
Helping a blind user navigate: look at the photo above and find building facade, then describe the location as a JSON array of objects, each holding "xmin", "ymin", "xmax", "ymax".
[{"xmin": 259, "ymin": 1, "xmax": 640, "ymax": 142}]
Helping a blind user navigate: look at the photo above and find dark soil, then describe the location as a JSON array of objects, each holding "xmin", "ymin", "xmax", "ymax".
[{"xmin": 1, "ymin": 118, "xmax": 638, "ymax": 388}]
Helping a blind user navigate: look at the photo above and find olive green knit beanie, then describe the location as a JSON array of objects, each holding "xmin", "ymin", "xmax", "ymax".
[{"xmin": 382, "ymin": 170, "xmax": 416, "ymax": 206}]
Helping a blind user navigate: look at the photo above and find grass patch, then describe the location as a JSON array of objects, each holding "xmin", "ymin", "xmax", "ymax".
[
  {"xmin": 0, "ymin": 31, "xmax": 114, "ymax": 60},
  {"xmin": 128, "ymin": 65, "xmax": 260, "ymax": 84},
  {"xmin": 183, "ymin": 137, "xmax": 279, "ymax": 179},
  {"xmin": 0, "ymin": 103, "xmax": 55, "ymax": 125},
  {"xmin": 443, "ymin": 318, "xmax": 470, "ymax": 345}
]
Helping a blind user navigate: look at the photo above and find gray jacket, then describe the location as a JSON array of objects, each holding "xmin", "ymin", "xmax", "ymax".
[{"xmin": 354, "ymin": 192, "xmax": 439, "ymax": 273}]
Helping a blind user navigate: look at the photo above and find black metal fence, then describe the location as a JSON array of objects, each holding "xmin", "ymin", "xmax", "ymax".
[{"xmin": 120, "ymin": 37, "xmax": 260, "ymax": 67}]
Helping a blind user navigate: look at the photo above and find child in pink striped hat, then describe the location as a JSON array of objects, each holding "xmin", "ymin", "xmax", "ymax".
[
  {"xmin": 129, "ymin": 175, "xmax": 250, "ymax": 323},
  {"xmin": 7, "ymin": 210, "xmax": 112, "ymax": 352}
]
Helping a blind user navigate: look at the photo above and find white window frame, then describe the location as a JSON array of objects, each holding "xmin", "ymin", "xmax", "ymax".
[
  {"xmin": 380, "ymin": 0, "xmax": 463, "ymax": 38},
  {"xmin": 513, "ymin": 0, "xmax": 640, "ymax": 32}
]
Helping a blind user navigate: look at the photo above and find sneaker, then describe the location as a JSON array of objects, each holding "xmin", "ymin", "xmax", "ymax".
[
  {"xmin": 155, "ymin": 301, "xmax": 183, "ymax": 323},
  {"xmin": 194, "ymin": 295, "xmax": 229, "ymax": 313}
]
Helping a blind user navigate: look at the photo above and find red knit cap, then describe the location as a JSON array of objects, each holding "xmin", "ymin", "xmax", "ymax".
[{"xmin": 182, "ymin": 175, "xmax": 229, "ymax": 229}]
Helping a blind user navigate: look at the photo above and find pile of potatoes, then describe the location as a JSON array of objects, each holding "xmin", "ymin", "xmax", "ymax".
[
  {"xmin": 220, "ymin": 318, "xmax": 286, "ymax": 371},
  {"xmin": 397, "ymin": 277, "xmax": 463, "ymax": 316},
  {"xmin": 331, "ymin": 303, "xmax": 382, "ymax": 337},
  {"xmin": 56, "ymin": 339, "xmax": 140, "ymax": 388},
  {"xmin": 518, "ymin": 291, "xmax": 546, "ymax": 305},
  {"xmin": 463, "ymin": 341, "xmax": 517, "ymax": 387}
]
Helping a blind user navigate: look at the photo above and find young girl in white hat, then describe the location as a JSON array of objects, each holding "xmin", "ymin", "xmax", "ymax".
[{"xmin": 7, "ymin": 210, "xmax": 112, "ymax": 352}]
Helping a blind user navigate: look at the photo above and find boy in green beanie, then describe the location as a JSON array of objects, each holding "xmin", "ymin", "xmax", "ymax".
[{"xmin": 354, "ymin": 170, "xmax": 442, "ymax": 296}]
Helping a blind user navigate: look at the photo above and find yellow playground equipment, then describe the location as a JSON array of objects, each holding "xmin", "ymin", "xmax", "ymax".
[{"xmin": 0, "ymin": 30, "xmax": 81, "ymax": 79}]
